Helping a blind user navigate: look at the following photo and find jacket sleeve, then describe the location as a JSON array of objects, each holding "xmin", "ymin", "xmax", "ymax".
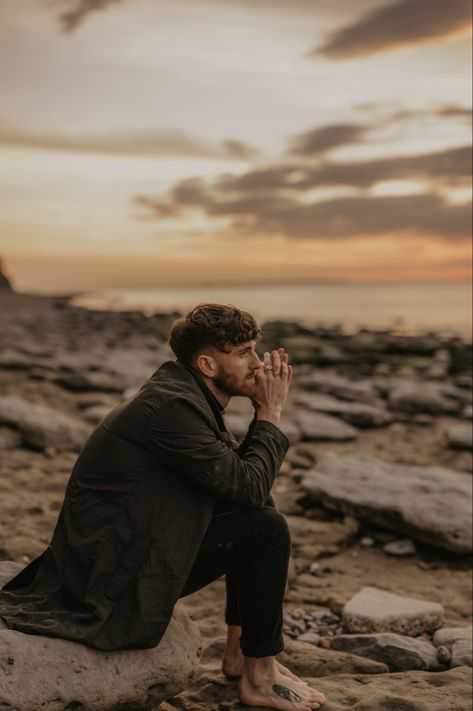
[
  {"xmin": 145, "ymin": 396, "xmax": 290, "ymax": 509},
  {"xmin": 236, "ymin": 411, "xmax": 258, "ymax": 459}
]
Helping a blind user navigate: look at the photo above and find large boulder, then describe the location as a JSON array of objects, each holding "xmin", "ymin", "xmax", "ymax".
[
  {"xmin": 0, "ymin": 396, "xmax": 90, "ymax": 452},
  {"xmin": 341, "ymin": 587, "xmax": 444, "ymax": 637},
  {"xmin": 0, "ymin": 561, "xmax": 202, "ymax": 711},
  {"xmin": 300, "ymin": 452, "xmax": 472, "ymax": 553}
]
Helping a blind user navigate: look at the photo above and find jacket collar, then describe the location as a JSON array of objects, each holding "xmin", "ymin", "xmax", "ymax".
[{"xmin": 176, "ymin": 359, "xmax": 228, "ymax": 432}]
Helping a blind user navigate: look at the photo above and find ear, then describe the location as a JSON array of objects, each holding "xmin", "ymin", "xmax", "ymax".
[{"xmin": 194, "ymin": 353, "xmax": 217, "ymax": 378}]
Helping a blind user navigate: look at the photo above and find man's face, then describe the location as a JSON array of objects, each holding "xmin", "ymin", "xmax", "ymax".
[{"xmin": 211, "ymin": 339, "xmax": 262, "ymax": 399}]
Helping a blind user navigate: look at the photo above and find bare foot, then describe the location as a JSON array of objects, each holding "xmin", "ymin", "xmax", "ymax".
[
  {"xmin": 238, "ymin": 664, "xmax": 327, "ymax": 711},
  {"xmin": 222, "ymin": 641, "xmax": 309, "ymax": 685}
]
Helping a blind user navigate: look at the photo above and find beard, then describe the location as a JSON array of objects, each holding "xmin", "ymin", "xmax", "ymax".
[{"xmin": 214, "ymin": 363, "xmax": 256, "ymax": 398}]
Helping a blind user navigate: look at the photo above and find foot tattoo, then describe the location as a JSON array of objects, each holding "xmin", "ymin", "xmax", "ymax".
[{"xmin": 272, "ymin": 683, "xmax": 303, "ymax": 703}]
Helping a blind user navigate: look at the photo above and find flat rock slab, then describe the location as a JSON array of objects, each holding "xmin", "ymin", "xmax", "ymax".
[
  {"xmin": 433, "ymin": 627, "xmax": 472, "ymax": 668},
  {"xmin": 0, "ymin": 562, "xmax": 202, "ymax": 711},
  {"xmin": 294, "ymin": 392, "xmax": 393, "ymax": 428},
  {"xmin": 294, "ymin": 411, "xmax": 359, "ymax": 441},
  {"xmin": 295, "ymin": 372, "xmax": 380, "ymax": 404},
  {"xmin": 388, "ymin": 381, "xmax": 462, "ymax": 415},
  {"xmin": 0, "ymin": 396, "xmax": 90, "ymax": 452},
  {"xmin": 276, "ymin": 638, "xmax": 388, "ymax": 677},
  {"xmin": 300, "ymin": 452, "xmax": 473, "ymax": 552},
  {"xmin": 342, "ymin": 587, "xmax": 444, "ymax": 637},
  {"xmin": 289, "ymin": 666, "xmax": 472, "ymax": 711},
  {"xmin": 331, "ymin": 632, "xmax": 441, "ymax": 671}
]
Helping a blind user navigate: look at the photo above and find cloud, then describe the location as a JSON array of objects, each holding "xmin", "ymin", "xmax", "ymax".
[
  {"xmin": 313, "ymin": 0, "xmax": 472, "ymax": 59},
  {"xmin": 59, "ymin": 0, "xmax": 125, "ymax": 32},
  {"xmin": 136, "ymin": 143, "xmax": 472, "ymax": 241},
  {"xmin": 137, "ymin": 186, "xmax": 471, "ymax": 241},
  {"xmin": 0, "ymin": 121, "xmax": 258, "ymax": 160},
  {"xmin": 211, "ymin": 145, "xmax": 472, "ymax": 192},
  {"xmin": 288, "ymin": 123, "xmax": 369, "ymax": 155}
]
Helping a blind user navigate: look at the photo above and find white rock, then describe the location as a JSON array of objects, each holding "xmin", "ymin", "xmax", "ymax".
[{"xmin": 342, "ymin": 587, "xmax": 444, "ymax": 636}]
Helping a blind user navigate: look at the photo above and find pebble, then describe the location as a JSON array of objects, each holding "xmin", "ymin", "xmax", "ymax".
[{"xmin": 383, "ymin": 538, "xmax": 417, "ymax": 556}]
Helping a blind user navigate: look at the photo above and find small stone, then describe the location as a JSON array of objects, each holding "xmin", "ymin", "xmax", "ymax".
[
  {"xmin": 383, "ymin": 539, "xmax": 417, "ymax": 556},
  {"xmin": 437, "ymin": 645, "xmax": 451, "ymax": 665},
  {"xmin": 360, "ymin": 537, "xmax": 375, "ymax": 547},
  {"xmin": 319, "ymin": 636, "xmax": 332, "ymax": 649}
]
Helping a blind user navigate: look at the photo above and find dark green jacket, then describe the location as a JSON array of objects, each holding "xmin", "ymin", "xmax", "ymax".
[{"xmin": 0, "ymin": 359, "xmax": 289, "ymax": 650}]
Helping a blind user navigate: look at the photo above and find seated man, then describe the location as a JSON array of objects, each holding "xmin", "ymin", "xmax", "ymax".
[{"xmin": 0, "ymin": 302, "xmax": 326, "ymax": 711}]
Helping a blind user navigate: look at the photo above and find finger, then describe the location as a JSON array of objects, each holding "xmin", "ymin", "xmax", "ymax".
[
  {"xmin": 281, "ymin": 360, "xmax": 289, "ymax": 379},
  {"xmin": 271, "ymin": 349, "xmax": 281, "ymax": 374},
  {"xmin": 263, "ymin": 351, "xmax": 273, "ymax": 376},
  {"xmin": 287, "ymin": 364, "xmax": 293, "ymax": 386}
]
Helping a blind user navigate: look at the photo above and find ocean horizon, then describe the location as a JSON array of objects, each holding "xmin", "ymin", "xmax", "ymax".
[{"xmin": 68, "ymin": 282, "xmax": 472, "ymax": 340}]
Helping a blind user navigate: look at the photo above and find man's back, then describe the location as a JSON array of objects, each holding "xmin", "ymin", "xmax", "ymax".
[{"xmin": 0, "ymin": 359, "xmax": 289, "ymax": 650}]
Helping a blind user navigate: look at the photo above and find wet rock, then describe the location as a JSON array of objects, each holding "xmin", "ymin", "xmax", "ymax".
[
  {"xmin": 294, "ymin": 411, "xmax": 358, "ymax": 441},
  {"xmin": 342, "ymin": 587, "xmax": 444, "ymax": 636},
  {"xmin": 300, "ymin": 452, "xmax": 472, "ymax": 553},
  {"xmin": 293, "ymin": 392, "xmax": 393, "ymax": 428},
  {"xmin": 0, "ymin": 395, "xmax": 90, "ymax": 452},
  {"xmin": 0, "ymin": 561, "xmax": 203, "ymax": 711},
  {"xmin": 433, "ymin": 627, "xmax": 472, "ymax": 668},
  {"xmin": 383, "ymin": 538, "xmax": 417, "ymax": 556},
  {"xmin": 331, "ymin": 632, "xmax": 441, "ymax": 671},
  {"xmin": 446, "ymin": 423, "xmax": 472, "ymax": 450}
]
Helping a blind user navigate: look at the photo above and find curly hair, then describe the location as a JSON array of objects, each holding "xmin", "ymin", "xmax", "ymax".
[{"xmin": 168, "ymin": 302, "xmax": 261, "ymax": 365}]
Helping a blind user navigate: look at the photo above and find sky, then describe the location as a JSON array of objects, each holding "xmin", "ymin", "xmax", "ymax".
[{"xmin": 0, "ymin": 0, "xmax": 471, "ymax": 292}]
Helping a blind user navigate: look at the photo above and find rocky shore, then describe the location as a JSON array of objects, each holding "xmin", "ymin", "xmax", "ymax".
[{"xmin": 0, "ymin": 290, "xmax": 471, "ymax": 710}]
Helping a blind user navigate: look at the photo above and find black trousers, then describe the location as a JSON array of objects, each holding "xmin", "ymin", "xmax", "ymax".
[{"xmin": 179, "ymin": 505, "xmax": 291, "ymax": 658}]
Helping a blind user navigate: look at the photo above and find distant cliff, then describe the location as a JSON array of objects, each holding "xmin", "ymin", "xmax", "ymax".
[{"xmin": 0, "ymin": 258, "xmax": 13, "ymax": 290}]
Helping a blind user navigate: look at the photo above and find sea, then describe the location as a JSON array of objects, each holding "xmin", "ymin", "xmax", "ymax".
[{"xmin": 70, "ymin": 282, "xmax": 472, "ymax": 340}]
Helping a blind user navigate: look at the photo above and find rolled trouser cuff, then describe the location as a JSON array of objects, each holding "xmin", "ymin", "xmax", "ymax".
[{"xmin": 239, "ymin": 633, "xmax": 284, "ymax": 658}]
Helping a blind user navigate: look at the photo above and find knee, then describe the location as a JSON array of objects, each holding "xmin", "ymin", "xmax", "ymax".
[{"xmin": 253, "ymin": 506, "xmax": 291, "ymax": 546}]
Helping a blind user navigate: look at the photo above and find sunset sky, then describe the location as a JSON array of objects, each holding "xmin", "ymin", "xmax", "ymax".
[{"xmin": 0, "ymin": 0, "xmax": 471, "ymax": 292}]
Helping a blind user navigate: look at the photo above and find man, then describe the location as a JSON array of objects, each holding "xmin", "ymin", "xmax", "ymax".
[{"xmin": 0, "ymin": 303, "xmax": 326, "ymax": 711}]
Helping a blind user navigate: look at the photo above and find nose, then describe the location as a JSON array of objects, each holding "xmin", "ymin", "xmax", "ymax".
[{"xmin": 251, "ymin": 351, "xmax": 262, "ymax": 369}]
